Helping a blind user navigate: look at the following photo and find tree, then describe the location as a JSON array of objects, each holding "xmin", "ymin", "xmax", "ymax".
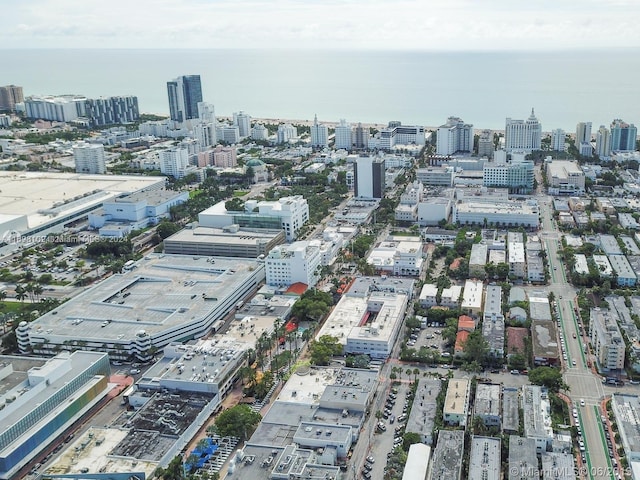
[
  {"xmin": 309, "ymin": 335, "xmax": 342, "ymax": 365},
  {"xmin": 402, "ymin": 432, "xmax": 422, "ymax": 451},
  {"xmin": 156, "ymin": 221, "xmax": 181, "ymax": 240},
  {"xmin": 528, "ymin": 366, "xmax": 567, "ymax": 393},
  {"xmin": 462, "ymin": 330, "xmax": 490, "ymax": 366},
  {"xmin": 225, "ymin": 197, "xmax": 245, "ymax": 212},
  {"xmin": 508, "ymin": 353, "xmax": 527, "ymax": 371},
  {"xmin": 213, "ymin": 404, "xmax": 262, "ymax": 441}
]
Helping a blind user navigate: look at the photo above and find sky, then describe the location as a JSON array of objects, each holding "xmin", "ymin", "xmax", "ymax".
[{"xmin": 2, "ymin": 0, "xmax": 640, "ymax": 50}]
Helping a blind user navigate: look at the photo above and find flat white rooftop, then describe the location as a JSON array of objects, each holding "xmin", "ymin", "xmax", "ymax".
[
  {"xmin": 26, "ymin": 254, "xmax": 264, "ymax": 344},
  {"xmin": 0, "ymin": 171, "xmax": 163, "ymax": 232}
]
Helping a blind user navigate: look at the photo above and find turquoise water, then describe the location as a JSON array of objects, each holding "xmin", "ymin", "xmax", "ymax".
[{"xmin": 1, "ymin": 48, "xmax": 639, "ymax": 130}]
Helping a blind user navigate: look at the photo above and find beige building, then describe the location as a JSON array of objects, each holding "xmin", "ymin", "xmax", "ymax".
[{"xmin": 443, "ymin": 378, "xmax": 470, "ymax": 426}]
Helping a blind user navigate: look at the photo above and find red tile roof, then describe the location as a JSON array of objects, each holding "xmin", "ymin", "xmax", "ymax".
[
  {"xmin": 458, "ymin": 315, "xmax": 475, "ymax": 332},
  {"xmin": 285, "ymin": 282, "xmax": 308, "ymax": 295},
  {"xmin": 455, "ymin": 330, "xmax": 470, "ymax": 354}
]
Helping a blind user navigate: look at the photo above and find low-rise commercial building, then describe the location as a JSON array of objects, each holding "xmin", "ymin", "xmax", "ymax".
[
  {"xmin": 89, "ymin": 190, "xmax": 189, "ymax": 237},
  {"xmin": 406, "ymin": 379, "xmax": 441, "ymax": 445},
  {"xmin": 17, "ymin": 255, "xmax": 265, "ymax": 360},
  {"xmin": 468, "ymin": 436, "xmax": 501, "ymax": 480},
  {"xmin": 417, "ymin": 198, "xmax": 452, "ymax": 226},
  {"xmin": 545, "ymin": 160, "xmax": 585, "ymax": 195},
  {"xmin": 428, "ymin": 430, "xmax": 464, "ymax": 480},
  {"xmin": 453, "ymin": 198, "xmax": 539, "ymax": 228},
  {"xmin": 522, "ymin": 385, "xmax": 553, "ymax": 453},
  {"xmin": 461, "ymin": 279, "xmax": 484, "ymax": 315},
  {"xmin": 403, "ymin": 443, "xmax": 431, "ymax": 480},
  {"xmin": 367, "ymin": 238, "xmax": 424, "ymax": 276},
  {"xmin": 469, "ymin": 243, "xmax": 488, "ymax": 278},
  {"xmin": 0, "ymin": 352, "xmax": 111, "ymax": 480},
  {"xmin": 265, "ymin": 241, "xmax": 321, "ymax": 288},
  {"xmin": 443, "ymin": 379, "xmax": 470, "ymax": 426},
  {"xmin": 474, "ymin": 384, "xmax": 501, "ymax": 428},
  {"xmin": 198, "ymin": 195, "xmax": 309, "ymax": 242},
  {"xmin": 610, "ymin": 394, "xmax": 640, "ymax": 462},
  {"xmin": 163, "ymin": 224, "xmax": 285, "ymax": 257},
  {"xmin": 508, "ymin": 435, "xmax": 540, "ymax": 480}
]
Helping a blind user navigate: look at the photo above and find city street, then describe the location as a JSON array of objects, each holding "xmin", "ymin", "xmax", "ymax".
[{"xmin": 536, "ymin": 168, "xmax": 615, "ymax": 480}]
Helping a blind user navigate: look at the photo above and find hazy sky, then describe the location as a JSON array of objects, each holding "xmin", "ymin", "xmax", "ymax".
[{"xmin": 2, "ymin": 0, "xmax": 640, "ymax": 50}]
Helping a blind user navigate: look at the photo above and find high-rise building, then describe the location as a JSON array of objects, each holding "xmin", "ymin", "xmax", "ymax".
[
  {"xmin": 354, "ymin": 156, "xmax": 385, "ymax": 199},
  {"xmin": 24, "ymin": 94, "xmax": 139, "ymax": 126},
  {"xmin": 551, "ymin": 129, "xmax": 566, "ymax": 151},
  {"xmin": 192, "ymin": 122, "xmax": 215, "ymax": 148},
  {"xmin": 436, "ymin": 116, "xmax": 473, "ymax": 155},
  {"xmin": 197, "ymin": 102, "xmax": 216, "ymax": 123},
  {"xmin": 277, "ymin": 123, "xmax": 298, "ymax": 144},
  {"xmin": 73, "ymin": 143, "xmax": 106, "ymax": 174},
  {"xmin": 0, "ymin": 85, "xmax": 24, "ymax": 111},
  {"xmin": 354, "ymin": 122, "xmax": 369, "ymax": 149},
  {"xmin": 334, "ymin": 119, "xmax": 352, "ymax": 150},
  {"xmin": 84, "ymin": 96, "xmax": 139, "ymax": 126},
  {"xmin": 596, "ymin": 125, "xmax": 611, "ymax": 159},
  {"xmin": 251, "ymin": 123, "xmax": 269, "ymax": 141},
  {"xmin": 505, "ymin": 109, "xmax": 542, "ymax": 152},
  {"xmin": 233, "ymin": 111, "xmax": 251, "ymax": 137},
  {"xmin": 576, "ymin": 122, "xmax": 592, "ymax": 144},
  {"xmin": 483, "ymin": 159, "xmax": 534, "ymax": 194},
  {"xmin": 610, "ymin": 119, "xmax": 637, "ymax": 152},
  {"xmin": 167, "ymin": 75, "xmax": 203, "ymax": 123},
  {"xmin": 477, "ymin": 129, "xmax": 494, "ymax": 158},
  {"xmin": 216, "ymin": 124, "xmax": 240, "ymax": 144},
  {"xmin": 310, "ymin": 114, "xmax": 329, "ymax": 148},
  {"xmin": 160, "ymin": 147, "xmax": 190, "ymax": 178}
]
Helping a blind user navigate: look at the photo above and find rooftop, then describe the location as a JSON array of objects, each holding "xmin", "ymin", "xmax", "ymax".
[
  {"xmin": 430, "ymin": 430, "xmax": 464, "ymax": 480},
  {"xmin": 529, "ymin": 297, "xmax": 552, "ymax": 322},
  {"xmin": 531, "ymin": 320, "xmax": 559, "ymax": 360},
  {"xmin": 43, "ymin": 427, "xmax": 157, "ymax": 478},
  {"xmin": 443, "ymin": 378, "xmax": 469, "ymax": 416},
  {"xmin": 502, "ymin": 387, "xmax": 520, "ymax": 433},
  {"xmin": 474, "ymin": 383, "xmax": 501, "ymax": 418},
  {"xmin": 461, "ymin": 279, "xmax": 484, "ymax": 310},
  {"xmin": 405, "ymin": 379, "xmax": 441, "ymax": 442},
  {"xmin": 611, "ymin": 394, "xmax": 640, "ymax": 454},
  {"xmin": 26, "ymin": 254, "xmax": 264, "ymax": 344},
  {"xmin": 522, "ymin": 385, "xmax": 553, "ymax": 440},
  {"xmin": 508, "ymin": 436, "xmax": 539, "ymax": 480},
  {"xmin": 541, "ymin": 452, "xmax": 576, "ymax": 480},
  {"xmin": 469, "ymin": 436, "xmax": 501, "ymax": 480},
  {"xmin": 0, "ymin": 171, "xmax": 163, "ymax": 233}
]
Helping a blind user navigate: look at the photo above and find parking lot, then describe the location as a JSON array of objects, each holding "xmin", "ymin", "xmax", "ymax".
[
  {"xmin": 362, "ymin": 380, "xmax": 415, "ymax": 479},
  {"xmin": 405, "ymin": 325, "xmax": 447, "ymax": 357}
]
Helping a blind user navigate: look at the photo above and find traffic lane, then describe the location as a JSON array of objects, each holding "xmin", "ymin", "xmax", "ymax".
[{"xmin": 580, "ymin": 404, "xmax": 611, "ymax": 480}]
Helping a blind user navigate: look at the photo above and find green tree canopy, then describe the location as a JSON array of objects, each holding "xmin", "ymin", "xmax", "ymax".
[
  {"xmin": 213, "ymin": 404, "xmax": 262, "ymax": 441},
  {"xmin": 462, "ymin": 330, "xmax": 490, "ymax": 366},
  {"xmin": 309, "ymin": 335, "xmax": 342, "ymax": 365},
  {"xmin": 156, "ymin": 220, "xmax": 181, "ymax": 240},
  {"xmin": 528, "ymin": 366, "xmax": 567, "ymax": 393}
]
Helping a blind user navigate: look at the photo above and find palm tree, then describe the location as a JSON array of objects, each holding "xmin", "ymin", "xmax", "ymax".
[
  {"xmin": 15, "ymin": 284, "xmax": 26, "ymax": 303},
  {"xmin": 33, "ymin": 283, "xmax": 43, "ymax": 302},
  {"xmin": 413, "ymin": 368, "xmax": 420, "ymax": 383}
]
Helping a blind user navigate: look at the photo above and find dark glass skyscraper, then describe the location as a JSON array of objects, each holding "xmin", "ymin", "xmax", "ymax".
[{"xmin": 167, "ymin": 75, "xmax": 203, "ymax": 122}]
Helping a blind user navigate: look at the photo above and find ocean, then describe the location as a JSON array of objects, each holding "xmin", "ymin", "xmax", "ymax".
[{"xmin": 1, "ymin": 48, "xmax": 639, "ymax": 131}]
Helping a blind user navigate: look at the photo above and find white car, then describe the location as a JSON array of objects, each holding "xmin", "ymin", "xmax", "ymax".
[{"xmin": 580, "ymin": 399, "xmax": 585, "ymax": 407}]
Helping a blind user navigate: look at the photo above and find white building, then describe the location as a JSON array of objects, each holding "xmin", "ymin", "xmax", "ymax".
[
  {"xmin": 461, "ymin": 279, "xmax": 484, "ymax": 315},
  {"xmin": 440, "ymin": 286, "xmax": 462, "ymax": 308},
  {"xmin": 509, "ymin": 241, "xmax": 526, "ymax": 278},
  {"xmin": 436, "ymin": 116, "xmax": 473, "ymax": 155},
  {"xmin": 277, "ymin": 123, "xmax": 298, "ymax": 144},
  {"xmin": 478, "ymin": 129, "xmax": 494, "ymax": 158},
  {"xmin": 453, "ymin": 198, "xmax": 539, "ymax": 228},
  {"xmin": 482, "ymin": 285, "xmax": 505, "ymax": 357},
  {"xmin": 482, "ymin": 159, "xmax": 535, "ymax": 194},
  {"xmin": 197, "ymin": 101, "xmax": 216, "ymax": 123},
  {"xmin": 334, "ymin": 119, "xmax": 352, "ymax": 150},
  {"xmin": 545, "ymin": 160, "xmax": 586, "ymax": 195},
  {"xmin": 233, "ymin": 111, "xmax": 251, "ymax": 137},
  {"xmin": 74, "ymin": 142, "xmax": 106, "ymax": 174},
  {"xmin": 505, "ymin": 109, "xmax": 542, "ymax": 152},
  {"xmin": 265, "ymin": 241, "xmax": 321, "ymax": 288},
  {"xmin": 550, "ymin": 129, "xmax": 566, "ymax": 151},
  {"xmin": 469, "ymin": 436, "xmax": 501, "ymax": 480},
  {"xmin": 367, "ymin": 239, "xmax": 424, "ymax": 276},
  {"xmin": 160, "ymin": 147, "xmax": 191, "ymax": 178},
  {"xmin": 474, "ymin": 384, "xmax": 501, "ymax": 428},
  {"xmin": 417, "ymin": 198, "xmax": 452, "ymax": 226},
  {"xmin": 192, "ymin": 122, "xmax": 216, "ymax": 148},
  {"xmin": 596, "ymin": 125, "xmax": 611, "ymax": 159},
  {"xmin": 522, "ymin": 385, "xmax": 554, "ymax": 453},
  {"xmin": 590, "ymin": 308, "xmax": 625, "ymax": 372},
  {"xmin": 416, "ymin": 166, "xmax": 454, "ymax": 187},
  {"xmin": 402, "ymin": 443, "xmax": 431, "ymax": 480},
  {"xmin": 310, "ymin": 115, "xmax": 329, "ymax": 148},
  {"xmin": 198, "ymin": 195, "xmax": 309, "ymax": 242},
  {"xmin": 216, "ymin": 124, "xmax": 240, "ymax": 144},
  {"xmin": 419, "ymin": 284, "xmax": 438, "ymax": 308},
  {"xmin": 443, "ymin": 379, "xmax": 470, "ymax": 426},
  {"xmin": 251, "ymin": 123, "xmax": 269, "ymax": 141},
  {"xmin": 610, "ymin": 394, "xmax": 640, "ymax": 464},
  {"xmin": 354, "ymin": 156, "xmax": 385, "ymax": 199}
]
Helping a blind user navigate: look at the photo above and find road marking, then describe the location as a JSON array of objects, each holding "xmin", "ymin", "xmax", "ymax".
[{"xmin": 593, "ymin": 404, "xmax": 616, "ymax": 480}]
